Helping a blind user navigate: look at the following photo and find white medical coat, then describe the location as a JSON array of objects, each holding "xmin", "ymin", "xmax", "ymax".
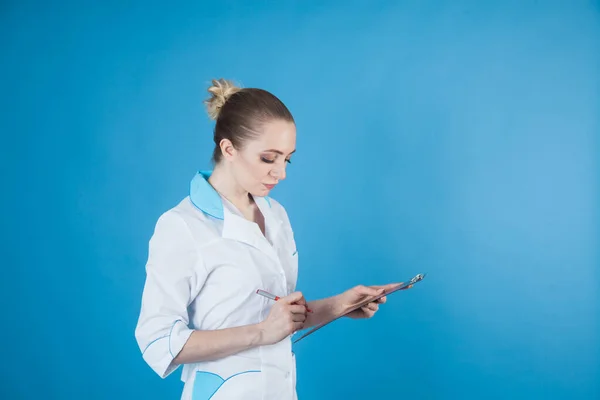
[{"xmin": 135, "ymin": 171, "xmax": 299, "ymax": 400}]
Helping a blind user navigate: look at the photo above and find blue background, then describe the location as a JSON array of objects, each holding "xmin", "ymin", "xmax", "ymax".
[{"xmin": 2, "ymin": 1, "xmax": 598, "ymax": 399}]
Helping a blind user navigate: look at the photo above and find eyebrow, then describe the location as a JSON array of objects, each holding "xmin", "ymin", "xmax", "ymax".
[{"xmin": 264, "ymin": 149, "xmax": 296, "ymax": 155}]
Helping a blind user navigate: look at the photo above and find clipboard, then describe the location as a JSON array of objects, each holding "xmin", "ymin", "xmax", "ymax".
[{"xmin": 293, "ymin": 273, "xmax": 426, "ymax": 343}]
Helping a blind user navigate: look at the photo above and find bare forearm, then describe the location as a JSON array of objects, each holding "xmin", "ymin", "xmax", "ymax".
[
  {"xmin": 305, "ymin": 295, "xmax": 342, "ymax": 328},
  {"xmin": 173, "ymin": 323, "xmax": 264, "ymax": 365}
]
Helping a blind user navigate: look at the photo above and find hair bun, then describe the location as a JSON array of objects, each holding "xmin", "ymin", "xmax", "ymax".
[{"xmin": 204, "ymin": 78, "xmax": 241, "ymax": 120}]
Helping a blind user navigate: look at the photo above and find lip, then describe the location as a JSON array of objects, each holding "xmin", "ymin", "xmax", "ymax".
[{"xmin": 264, "ymin": 183, "xmax": 276, "ymax": 190}]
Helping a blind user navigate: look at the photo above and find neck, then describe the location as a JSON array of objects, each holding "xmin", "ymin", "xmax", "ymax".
[{"xmin": 208, "ymin": 163, "xmax": 252, "ymax": 211}]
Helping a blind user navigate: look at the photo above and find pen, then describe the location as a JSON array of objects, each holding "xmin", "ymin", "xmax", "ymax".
[{"xmin": 256, "ymin": 289, "xmax": 313, "ymax": 313}]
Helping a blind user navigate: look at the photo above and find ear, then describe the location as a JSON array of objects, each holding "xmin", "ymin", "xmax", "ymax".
[{"xmin": 219, "ymin": 138, "xmax": 237, "ymax": 161}]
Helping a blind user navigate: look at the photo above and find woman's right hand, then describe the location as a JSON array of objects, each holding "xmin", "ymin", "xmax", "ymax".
[{"xmin": 258, "ymin": 291, "xmax": 307, "ymax": 345}]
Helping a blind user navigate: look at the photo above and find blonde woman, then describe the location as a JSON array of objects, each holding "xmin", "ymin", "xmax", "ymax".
[{"xmin": 135, "ymin": 79, "xmax": 394, "ymax": 399}]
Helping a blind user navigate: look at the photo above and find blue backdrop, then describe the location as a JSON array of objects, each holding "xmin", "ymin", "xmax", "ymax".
[{"xmin": 2, "ymin": 1, "xmax": 598, "ymax": 399}]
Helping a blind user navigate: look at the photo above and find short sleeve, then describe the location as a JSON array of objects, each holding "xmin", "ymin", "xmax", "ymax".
[{"xmin": 134, "ymin": 210, "xmax": 207, "ymax": 378}]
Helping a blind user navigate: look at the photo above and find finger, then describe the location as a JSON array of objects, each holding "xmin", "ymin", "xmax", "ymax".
[
  {"xmin": 361, "ymin": 306, "xmax": 376, "ymax": 318},
  {"xmin": 371, "ymin": 283, "xmax": 403, "ymax": 292},
  {"xmin": 289, "ymin": 304, "xmax": 308, "ymax": 314},
  {"xmin": 292, "ymin": 313, "xmax": 307, "ymax": 322},
  {"xmin": 355, "ymin": 285, "xmax": 385, "ymax": 297},
  {"xmin": 376, "ymin": 296, "xmax": 387, "ymax": 304},
  {"xmin": 291, "ymin": 296, "xmax": 306, "ymax": 306},
  {"xmin": 283, "ymin": 291, "xmax": 304, "ymax": 304},
  {"xmin": 366, "ymin": 303, "xmax": 379, "ymax": 312},
  {"xmin": 385, "ymin": 282, "xmax": 402, "ymax": 291},
  {"xmin": 293, "ymin": 321, "xmax": 305, "ymax": 331}
]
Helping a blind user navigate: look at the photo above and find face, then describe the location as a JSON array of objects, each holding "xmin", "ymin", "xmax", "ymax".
[{"xmin": 220, "ymin": 119, "xmax": 296, "ymax": 196}]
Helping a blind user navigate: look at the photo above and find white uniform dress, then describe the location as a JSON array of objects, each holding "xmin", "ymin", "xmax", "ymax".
[{"xmin": 135, "ymin": 170, "xmax": 299, "ymax": 400}]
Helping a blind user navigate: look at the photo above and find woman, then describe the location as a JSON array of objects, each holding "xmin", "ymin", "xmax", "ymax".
[{"xmin": 135, "ymin": 79, "xmax": 396, "ymax": 399}]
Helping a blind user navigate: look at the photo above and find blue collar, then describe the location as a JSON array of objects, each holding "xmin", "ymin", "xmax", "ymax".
[{"xmin": 189, "ymin": 170, "xmax": 271, "ymax": 220}]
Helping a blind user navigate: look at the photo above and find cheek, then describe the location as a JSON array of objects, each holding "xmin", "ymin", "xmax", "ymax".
[
  {"xmin": 237, "ymin": 156, "xmax": 269, "ymax": 183},
  {"xmin": 253, "ymin": 163, "xmax": 272, "ymax": 181}
]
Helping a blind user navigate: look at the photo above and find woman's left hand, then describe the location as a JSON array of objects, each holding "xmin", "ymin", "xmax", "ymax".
[{"xmin": 336, "ymin": 283, "xmax": 401, "ymax": 319}]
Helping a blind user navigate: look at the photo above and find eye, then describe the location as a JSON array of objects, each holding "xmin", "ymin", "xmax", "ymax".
[
  {"xmin": 261, "ymin": 157, "xmax": 275, "ymax": 164},
  {"xmin": 285, "ymin": 158, "xmax": 292, "ymax": 164}
]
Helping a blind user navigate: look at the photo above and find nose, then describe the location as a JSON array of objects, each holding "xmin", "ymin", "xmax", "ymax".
[{"xmin": 270, "ymin": 163, "xmax": 287, "ymax": 181}]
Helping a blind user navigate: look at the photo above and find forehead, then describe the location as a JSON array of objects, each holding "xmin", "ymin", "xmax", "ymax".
[{"xmin": 246, "ymin": 119, "xmax": 296, "ymax": 152}]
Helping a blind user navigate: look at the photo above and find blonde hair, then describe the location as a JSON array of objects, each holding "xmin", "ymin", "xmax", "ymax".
[
  {"xmin": 204, "ymin": 78, "xmax": 242, "ymax": 120},
  {"xmin": 203, "ymin": 78, "xmax": 295, "ymax": 164}
]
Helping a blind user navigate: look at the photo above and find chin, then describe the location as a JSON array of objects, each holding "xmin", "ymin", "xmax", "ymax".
[{"xmin": 249, "ymin": 186, "xmax": 269, "ymax": 197}]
